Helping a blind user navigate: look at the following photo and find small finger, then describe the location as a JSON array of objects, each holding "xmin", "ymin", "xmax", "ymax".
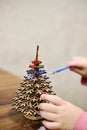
[
  {"xmin": 39, "ymin": 103, "xmax": 58, "ymax": 114},
  {"xmin": 40, "ymin": 94, "xmax": 65, "ymax": 106},
  {"xmin": 68, "ymin": 56, "xmax": 87, "ymax": 68},
  {"xmin": 40, "ymin": 111, "xmax": 58, "ymax": 122},
  {"xmin": 38, "ymin": 126, "xmax": 46, "ymax": 130},
  {"xmin": 42, "ymin": 120, "xmax": 60, "ymax": 130}
]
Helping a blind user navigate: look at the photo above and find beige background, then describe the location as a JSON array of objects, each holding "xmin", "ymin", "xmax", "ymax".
[{"xmin": 0, "ymin": 0, "xmax": 87, "ymax": 110}]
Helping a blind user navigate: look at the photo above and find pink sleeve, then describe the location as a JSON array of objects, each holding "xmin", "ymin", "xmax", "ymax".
[
  {"xmin": 81, "ymin": 76, "xmax": 87, "ymax": 86},
  {"xmin": 74, "ymin": 112, "xmax": 87, "ymax": 130}
]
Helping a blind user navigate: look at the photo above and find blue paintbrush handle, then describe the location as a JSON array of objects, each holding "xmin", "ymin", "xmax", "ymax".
[{"xmin": 51, "ymin": 66, "xmax": 70, "ymax": 74}]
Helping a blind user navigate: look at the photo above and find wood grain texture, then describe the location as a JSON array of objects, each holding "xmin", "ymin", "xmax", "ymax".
[{"xmin": 0, "ymin": 69, "xmax": 34, "ymax": 130}]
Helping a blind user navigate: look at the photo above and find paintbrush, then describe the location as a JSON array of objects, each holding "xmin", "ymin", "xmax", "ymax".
[{"xmin": 48, "ymin": 66, "xmax": 70, "ymax": 74}]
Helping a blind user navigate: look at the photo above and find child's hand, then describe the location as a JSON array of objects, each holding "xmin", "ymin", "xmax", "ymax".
[
  {"xmin": 69, "ymin": 57, "xmax": 87, "ymax": 77},
  {"xmin": 39, "ymin": 94, "xmax": 84, "ymax": 130}
]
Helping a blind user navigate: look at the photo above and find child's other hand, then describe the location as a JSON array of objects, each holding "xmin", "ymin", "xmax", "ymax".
[
  {"xmin": 39, "ymin": 94, "xmax": 84, "ymax": 130},
  {"xmin": 68, "ymin": 57, "xmax": 87, "ymax": 77}
]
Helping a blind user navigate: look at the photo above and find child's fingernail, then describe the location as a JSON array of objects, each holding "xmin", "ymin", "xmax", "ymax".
[{"xmin": 40, "ymin": 94, "xmax": 46, "ymax": 99}]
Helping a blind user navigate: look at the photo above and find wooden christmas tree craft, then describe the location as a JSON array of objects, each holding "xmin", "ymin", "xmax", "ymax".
[{"xmin": 12, "ymin": 45, "xmax": 55, "ymax": 129}]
